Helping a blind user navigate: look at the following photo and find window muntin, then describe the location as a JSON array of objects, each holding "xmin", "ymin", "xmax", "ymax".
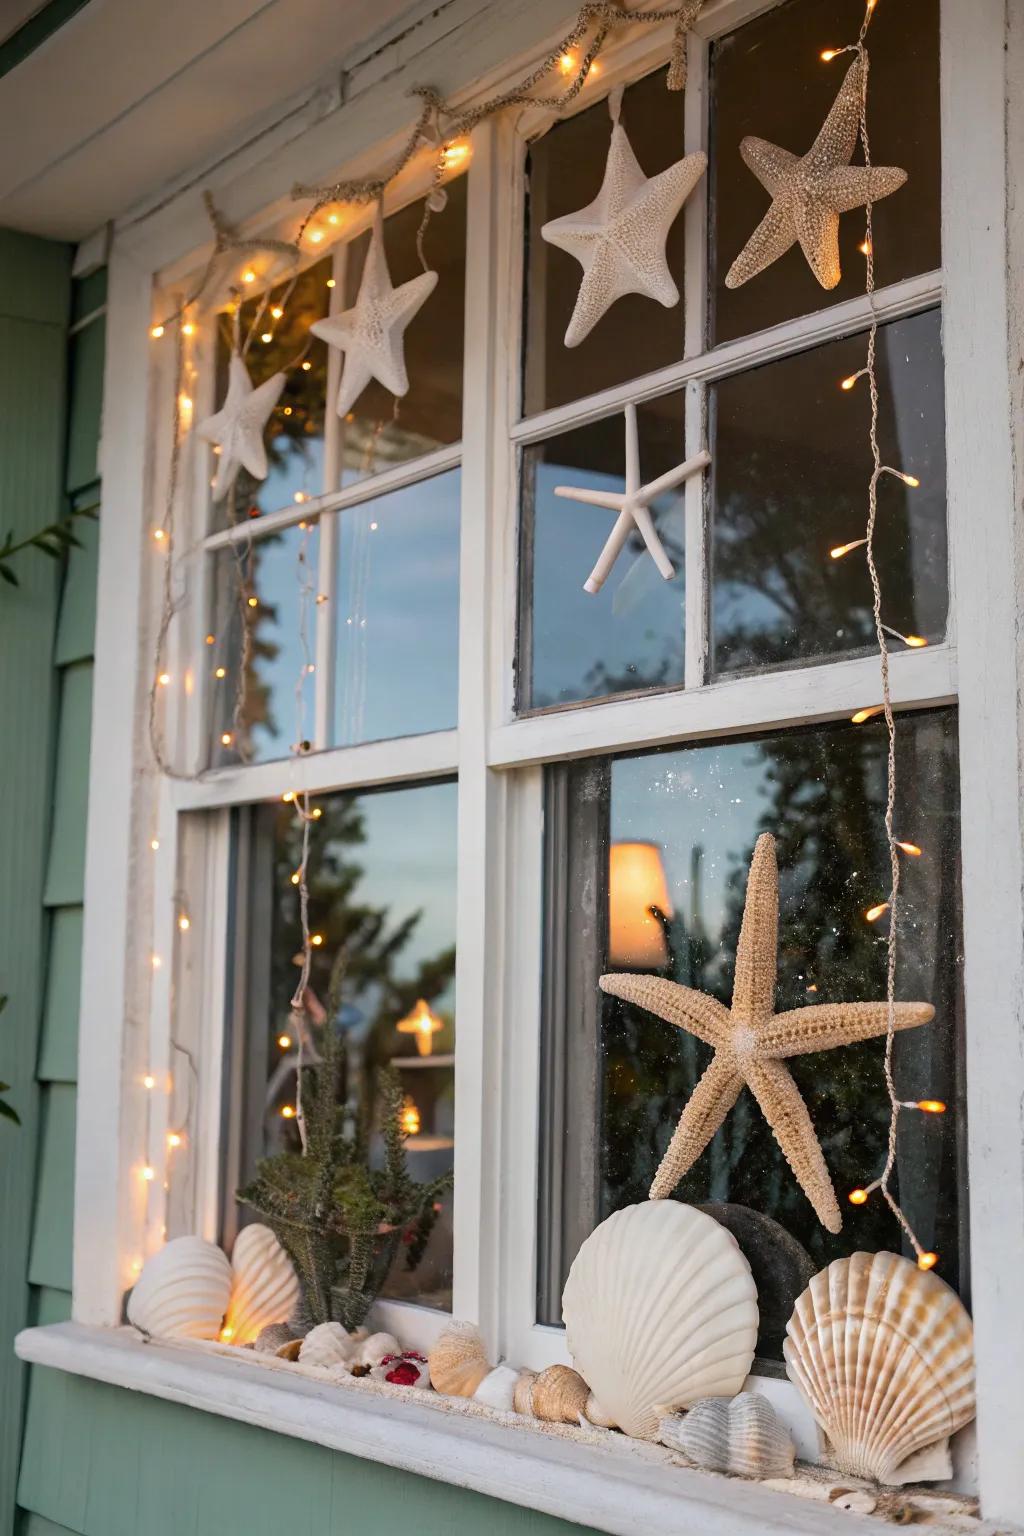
[{"xmin": 538, "ymin": 710, "xmax": 965, "ymax": 1360}]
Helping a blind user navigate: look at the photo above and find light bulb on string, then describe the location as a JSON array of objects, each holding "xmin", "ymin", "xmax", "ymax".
[
  {"xmin": 851, "ymin": 705, "xmax": 885, "ymax": 724},
  {"xmin": 903, "ymin": 1098, "xmax": 946, "ymax": 1114},
  {"xmin": 220, "ymin": 731, "xmax": 234, "ymax": 747},
  {"xmin": 865, "ymin": 902, "xmax": 890, "ymax": 923},
  {"xmin": 143, "ymin": 1074, "xmax": 156, "ymax": 1090},
  {"xmin": 884, "ymin": 467, "xmax": 920, "ymax": 489},
  {"xmin": 142, "ymin": 1165, "xmax": 156, "ymax": 1182},
  {"xmin": 271, "ymin": 306, "xmax": 284, "ymax": 320},
  {"xmin": 277, "ymin": 1034, "xmax": 292, "ymax": 1050},
  {"xmin": 830, "ymin": 538, "xmax": 867, "ymax": 560},
  {"xmin": 215, "ymin": 666, "xmax": 226, "ymax": 679},
  {"xmin": 881, "ymin": 624, "xmax": 928, "ymax": 649},
  {"xmin": 150, "ymin": 839, "xmax": 160, "ymax": 852},
  {"xmin": 281, "ymin": 1105, "xmax": 296, "ymax": 1119},
  {"xmin": 848, "ymin": 1178, "xmax": 881, "ymax": 1206},
  {"xmin": 178, "ymin": 914, "xmax": 190, "ymax": 932},
  {"xmin": 243, "ymin": 269, "xmax": 257, "ymax": 285},
  {"xmin": 917, "ymin": 1252, "xmax": 939, "ymax": 1272},
  {"xmin": 151, "ymin": 325, "xmax": 165, "ymax": 339},
  {"xmin": 167, "ymin": 1131, "xmax": 183, "ymax": 1148},
  {"xmin": 182, "ymin": 322, "xmax": 195, "ymax": 337},
  {"xmin": 261, "ymin": 332, "xmax": 273, "ymax": 344},
  {"xmin": 821, "ymin": 47, "xmax": 840, "ymax": 61},
  {"xmin": 895, "ymin": 840, "xmax": 922, "ymax": 857}
]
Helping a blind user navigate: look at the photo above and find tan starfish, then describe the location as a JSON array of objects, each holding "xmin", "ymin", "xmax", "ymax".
[
  {"xmin": 599, "ymin": 832, "xmax": 933, "ymax": 1232},
  {"xmin": 725, "ymin": 57, "xmax": 907, "ymax": 292}
]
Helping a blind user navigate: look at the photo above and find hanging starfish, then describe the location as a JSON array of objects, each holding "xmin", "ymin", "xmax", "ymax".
[
  {"xmin": 725, "ymin": 57, "xmax": 907, "ymax": 291},
  {"xmin": 197, "ymin": 352, "xmax": 286, "ymax": 501},
  {"xmin": 554, "ymin": 402, "xmax": 710, "ymax": 593},
  {"xmin": 311, "ymin": 207, "xmax": 437, "ymax": 417},
  {"xmin": 541, "ymin": 87, "xmax": 707, "ymax": 346},
  {"xmin": 599, "ymin": 832, "xmax": 934, "ymax": 1232}
]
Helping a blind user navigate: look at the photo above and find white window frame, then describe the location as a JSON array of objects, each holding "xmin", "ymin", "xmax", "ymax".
[{"xmin": 59, "ymin": 0, "xmax": 1024, "ymax": 1525}]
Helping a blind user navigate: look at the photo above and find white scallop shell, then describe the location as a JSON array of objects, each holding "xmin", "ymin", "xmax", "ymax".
[
  {"xmin": 127, "ymin": 1236, "xmax": 232, "ymax": 1341},
  {"xmin": 784, "ymin": 1251, "xmax": 975, "ymax": 1485},
  {"xmin": 562, "ymin": 1201, "xmax": 758, "ymax": 1440},
  {"xmin": 225, "ymin": 1224, "xmax": 300, "ymax": 1345},
  {"xmin": 298, "ymin": 1321, "xmax": 358, "ymax": 1369},
  {"xmin": 660, "ymin": 1394, "xmax": 795, "ymax": 1478}
]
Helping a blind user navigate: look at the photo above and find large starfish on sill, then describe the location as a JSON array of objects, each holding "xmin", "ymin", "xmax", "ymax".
[
  {"xmin": 725, "ymin": 57, "xmax": 907, "ymax": 292},
  {"xmin": 599, "ymin": 832, "xmax": 934, "ymax": 1232}
]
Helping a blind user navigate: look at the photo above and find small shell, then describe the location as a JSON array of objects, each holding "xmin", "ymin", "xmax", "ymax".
[
  {"xmin": 660, "ymin": 1395, "xmax": 796, "ymax": 1478},
  {"xmin": 784, "ymin": 1251, "xmax": 975, "ymax": 1485},
  {"xmin": 277, "ymin": 1338, "xmax": 303, "ymax": 1361},
  {"xmin": 225, "ymin": 1224, "xmax": 300, "ymax": 1345},
  {"xmin": 298, "ymin": 1321, "xmax": 357, "ymax": 1369},
  {"xmin": 353, "ymin": 1332, "xmax": 401, "ymax": 1370},
  {"xmin": 428, "ymin": 1322, "xmax": 493, "ymax": 1398},
  {"xmin": 255, "ymin": 1322, "xmax": 295, "ymax": 1355},
  {"xmin": 830, "ymin": 1490, "xmax": 877, "ymax": 1514},
  {"xmin": 528, "ymin": 1365, "xmax": 591, "ymax": 1425},
  {"xmin": 584, "ymin": 1395, "xmax": 618, "ymax": 1430},
  {"xmin": 473, "ymin": 1364, "xmax": 520, "ymax": 1413},
  {"xmin": 127, "ymin": 1236, "xmax": 232, "ymax": 1341},
  {"xmin": 513, "ymin": 1370, "xmax": 537, "ymax": 1417},
  {"xmin": 370, "ymin": 1351, "xmax": 431, "ymax": 1389}
]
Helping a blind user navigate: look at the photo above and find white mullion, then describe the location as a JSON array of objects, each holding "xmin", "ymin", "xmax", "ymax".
[
  {"xmin": 184, "ymin": 323, "xmax": 218, "ymax": 776},
  {"xmin": 683, "ymin": 378, "xmax": 708, "ymax": 690},
  {"xmin": 682, "ymin": 31, "xmax": 710, "ymax": 695},
  {"xmin": 314, "ymin": 244, "xmax": 347, "ymax": 750},
  {"xmin": 192, "ymin": 809, "xmax": 233, "ymax": 1242},
  {"xmin": 682, "ymin": 26, "xmax": 709, "ymax": 361}
]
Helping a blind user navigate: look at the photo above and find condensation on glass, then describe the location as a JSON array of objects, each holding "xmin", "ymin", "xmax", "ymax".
[
  {"xmin": 332, "ymin": 469, "xmax": 460, "ymax": 747},
  {"xmin": 710, "ymin": 0, "xmax": 940, "ymax": 346},
  {"xmin": 522, "ymin": 66, "xmax": 686, "ymax": 416},
  {"xmin": 229, "ymin": 778, "xmax": 458, "ymax": 1311},
  {"xmin": 209, "ymin": 522, "xmax": 319, "ymax": 767},
  {"xmin": 538, "ymin": 711, "xmax": 965, "ymax": 1360},
  {"xmin": 520, "ymin": 392, "xmax": 686, "ymax": 710},
  {"xmin": 711, "ymin": 309, "xmax": 948, "ymax": 675}
]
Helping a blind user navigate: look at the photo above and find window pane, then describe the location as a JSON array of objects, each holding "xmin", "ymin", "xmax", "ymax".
[
  {"xmin": 339, "ymin": 177, "xmax": 466, "ymax": 487},
  {"xmin": 332, "ymin": 470, "xmax": 460, "ymax": 745},
  {"xmin": 711, "ymin": 0, "xmax": 940, "ymax": 346},
  {"xmin": 523, "ymin": 67, "xmax": 687, "ymax": 416},
  {"xmin": 712, "ymin": 310, "xmax": 947, "ymax": 676},
  {"xmin": 234, "ymin": 779, "xmax": 457, "ymax": 1312},
  {"xmin": 538, "ymin": 711, "xmax": 965, "ymax": 1361},
  {"xmin": 520, "ymin": 393, "xmax": 687, "ymax": 711},
  {"xmin": 209, "ymin": 523, "xmax": 319, "ymax": 767},
  {"xmin": 208, "ymin": 258, "xmax": 332, "ymax": 532}
]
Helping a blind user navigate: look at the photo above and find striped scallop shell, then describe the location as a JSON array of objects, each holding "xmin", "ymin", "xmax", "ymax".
[
  {"xmin": 225, "ymin": 1224, "xmax": 300, "ymax": 1345},
  {"xmin": 428, "ymin": 1322, "xmax": 494, "ymax": 1398},
  {"xmin": 660, "ymin": 1394, "xmax": 795, "ymax": 1478},
  {"xmin": 127, "ymin": 1236, "xmax": 232, "ymax": 1341},
  {"xmin": 784, "ymin": 1251, "xmax": 975, "ymax": 1485},
  {"xmin": 562, "ymin": 1201, "xmax": 758, "ymax": 1441}
]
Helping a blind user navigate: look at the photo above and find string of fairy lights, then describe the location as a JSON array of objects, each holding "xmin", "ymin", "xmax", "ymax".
[{"xmin": 136, "ymin": 0, "xmax": 944, "ymax": 1275}]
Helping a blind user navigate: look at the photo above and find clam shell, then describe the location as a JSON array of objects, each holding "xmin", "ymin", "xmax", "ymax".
[
  {"xmin": 562, "ymin": 1201, "xmax": 758, "ymax": 1440},
  {"xmin": 784, "ymin": 1251, "xmax": 975, "ymax": 1485},
  {"xmin": 428, "ymin": 1322, "xmax": 494, "ymax": 1398},
  {"xmin": 225, "ymin": 1224, "xmax": 300, "ymax": 1345},
  {"xmin": 660, "ymin": 1394, "xmax": 795, "ymax": 1478},
  {"xmin": 299, "ymin": 1321, "xmax": 358, "ymax": 1369},
  {"xmin": 127, "ymin": 1236, "xmax": 232, "ymax": 1341}
]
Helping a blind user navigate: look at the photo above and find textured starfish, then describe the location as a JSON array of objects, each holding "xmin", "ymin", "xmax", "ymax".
[
  {"xmin": 311, "ymin": 208, "xmax": 437, "ymax": 416},
  {"xmin": 197, "ymin": 352, "xmax": 286, "ymax": 501},
  {"xmin": 541, "ymin": 88, "xmax": 706, "ymax": 347},
  {"xmin": 725, "ymin": 57, "xmax": 907, "ymax": 291},
  {"xmin": 599, "ymin": 832, "xmax": 934, "ymax": 1232}
]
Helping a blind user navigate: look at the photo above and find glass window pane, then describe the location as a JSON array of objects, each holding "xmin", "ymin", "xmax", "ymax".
[
  {"xmin": 332, "ymin": 470, "xmax": 460, "ymax": 746},
  {"xmin": 208, "ymin": 258, "xmax": 332, "ymax": 532},
  {"xmin": 712, "ymin": 310, "xmax": 947, "ymax": 677},
  {"xmin": 711, "ymin": 0, "xmax": 940, "ymax": 346},
  {"xmin": 208, "ymin": 523, "xmax": 318, "ymax": 767},
  {"xmin": 521, "ymin": 393, "xmax": 687, "ymax": 711},
  {"xmin": 523, "ymin": 67, "xmax": 687, "ymax": 417},
  {"xmin": 339, "ymin": 177, "xmax": 466, "ymax": 487},
  {"xmin": 235, "ymin": 779, "xmax": 457, "ymax": 1312},
  {"xmin": 538, "ymin": 711, "xmax": 965, "ymax": 1362}
]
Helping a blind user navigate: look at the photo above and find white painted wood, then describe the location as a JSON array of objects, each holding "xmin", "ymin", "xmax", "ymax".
[{"xmin": 15, "ymin": 1324, "xmax": 900, "ymax": 1536}]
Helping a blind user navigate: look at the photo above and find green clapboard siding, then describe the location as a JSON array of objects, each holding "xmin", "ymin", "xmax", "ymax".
[
  {"xmin": 42, "ymin": 662, "xmax": 93, "ymax": 908},
  {"xmin": 27, "ymin": 1288, "xmax": 73, "ymax": 1328},
  {"xmin": 37, "ymin": 907, "xmax": 83, "ymax": 1083},
  {"xmin": 53, "ymin": 512, "xmax": 98, "ymax": 666},
  {"xmin": 27, "ymin": 1084, "xmax": 76, "ymax": 1290},
  {"xmin": 18, "ymin": 1370, "xmax": 596, "ymax": 1536},
  {"xmin": 64, "ymin": 318, "xmax": 104, "ymax": 497},
  {"xmin": 18, "ymin": 1515, "xmax": 82, "ymax": 1536}
]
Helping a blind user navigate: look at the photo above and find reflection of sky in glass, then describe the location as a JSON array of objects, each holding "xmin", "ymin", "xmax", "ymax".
[{"xmin": 334, "ymin": 471, "xmax": 460, "ymax": 745}]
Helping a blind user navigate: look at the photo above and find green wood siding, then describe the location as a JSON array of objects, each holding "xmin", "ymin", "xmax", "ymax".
[{"xmin": 37, "ymin": 907, "xmax": 83, "ymax": 1083}]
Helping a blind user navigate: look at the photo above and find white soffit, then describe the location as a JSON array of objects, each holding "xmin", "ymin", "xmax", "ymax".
[{"xmin": 0, "ymin": 0, "xmax": 424, "ymax": 241}]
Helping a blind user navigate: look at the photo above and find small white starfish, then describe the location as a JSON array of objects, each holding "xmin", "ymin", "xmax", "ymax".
[
  {"xmin": 197, "ymin": 352, "xmax": 286, "ymax": 501},
  {"xmin": 311, "ymin": 208, "xmax": 437, "ymax": 417},
  {"xmin": 541, "ymin": 88, "xmax": 706, "ymax": 347},
  {"xmin": 554, "ymin": 402, "xmax": 710, "ymax": 594}
]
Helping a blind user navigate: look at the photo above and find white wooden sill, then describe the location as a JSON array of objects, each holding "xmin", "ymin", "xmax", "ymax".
[{"xmin": 15, "ymin": 1321, "xmax": 898, "ymax": 1536}]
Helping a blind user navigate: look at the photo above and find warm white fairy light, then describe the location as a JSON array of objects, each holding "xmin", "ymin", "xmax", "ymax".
[{"xmin": 830, "ymin": 537, "xmax": 867, "ymax": 559}]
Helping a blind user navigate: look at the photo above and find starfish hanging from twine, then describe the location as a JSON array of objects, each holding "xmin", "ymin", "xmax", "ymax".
[
  {"xmin": 599, "ymin": 832, "xmax": 934, "ymax": 1232},
  {"xmin": 725, "ymin": 57, "xmax": 906, "ymax": 291}
]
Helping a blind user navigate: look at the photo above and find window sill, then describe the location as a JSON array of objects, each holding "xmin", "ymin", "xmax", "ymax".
[{"xmin": 15, "ymin": 1321, "xmax": 925, "ymax": 1536}]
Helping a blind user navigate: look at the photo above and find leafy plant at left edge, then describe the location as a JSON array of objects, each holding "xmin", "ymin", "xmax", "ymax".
[{"xmin": 0, "ymin": 505, "xmax": 96, "ymax": 588}]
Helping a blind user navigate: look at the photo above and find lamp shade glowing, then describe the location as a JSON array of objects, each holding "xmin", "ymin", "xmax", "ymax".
[{"xmin": 608, "ymin": 841, "xmax": 673, "ymax": 967}]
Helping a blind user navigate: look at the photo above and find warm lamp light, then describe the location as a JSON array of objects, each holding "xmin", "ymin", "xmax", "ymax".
[
  {"xmin": 401, "ymin": 1096, "xmax": 421, "ymax": 1136},
  {"xmin": 397, "ymin": 998, "xmax": 444, "ymax": 1057},
  {"xmin": 608, "ymin": 841, "xmax": 673, "ymax": 968}
]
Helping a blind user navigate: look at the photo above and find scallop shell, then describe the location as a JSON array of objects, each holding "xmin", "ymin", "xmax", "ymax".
[
  {"xmin": 660, "ymin": 1394, "xmax": 796, "ymax": 1478},
  {"xmin": 298, "ymin": 1321, "xmax": 358, "ymax": 1369},
  {"xmin": 784, "ymin": 1251, "xmax": 975, "ymax": 1485},
  {"xmin": 225, "ymin": 1224, "xmax": 300, "ymax": 1345},
  {"xmin": 562, "ymin": 1201, "xmax": 758, "ymax": 1441},
  {"xmin": 127, "ymin": 1236, "xmax": 232, "ymax": 1341},
  {"xmin": 428, "ymin": 1322, "xmax": 494, "ymax": 1398}
]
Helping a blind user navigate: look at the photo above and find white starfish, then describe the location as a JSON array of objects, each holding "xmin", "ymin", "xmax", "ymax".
[
  {"xmin": 554, "ymin": 402, "xmax": 711, "ymax": 594},
  {"xmin": 541, "ymin": 88, "xmax": 707, "ymax": 347},
  {"xmin": 197, "ymin": 352, "xmax": 286, "ymax": 501},
  {"xmin": 311, "ymin": 208, "xmax": 437, "ymax": 417}
]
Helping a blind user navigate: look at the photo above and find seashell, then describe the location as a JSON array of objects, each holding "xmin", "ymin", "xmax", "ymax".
[
  {"xmin": 516, "ymin": 1364, "xmax": 591, "ymax": 1425},
  {"xmin": 225, "ymin": 1224, "xmax": 300, "ymax": 1345},
  {"xmin": 298, "ymin": 1321, "xmax": 358, "ymax": 1369},
  {"xmin": 659, "ymin": 1395, "xmax": 795, "ymax": 1478},
  {"xmin": 831, "ymin": 1489, "xmax": 877, "ymax": 1514},
  {"xmin": 562, "ymin": 1201, "xmax": 758, "ymax": 1441},
  {"xmin": 584, "ymin": 1395, "xmax": 618, "ymax": 1430},
  {"xmin": 255, "ymin": 1322, "xmax": 295, "ymax": 1355},
  {"xmin": 277, "ymin": 1338, "xmax": 303, "ymax": 1361},
  {"xmin": 128, "ymin": 1236, "xmax": 232, "ymax": 1341},
  {"xmin": 355, "ymin": 1332, "xmax": 401, "ymax": 1370},
  {"xmin": 784, "ymin": 1251, "xmax": 975, "ymax": 1485},
  {"xmin": 472, "ymin": 1364, "xmax": 519, "ymax": 1413},
  {"xmin": 428, "ymin": 1322, "xmax": 493, "ymax": 1398},
  {"xmin": 512, "ymin": 1369, "xmax": 536, "ymax": 1417},
  {"xmin": 370, "ymin": 1350, "xmax": 431, "ymax": 1389}
]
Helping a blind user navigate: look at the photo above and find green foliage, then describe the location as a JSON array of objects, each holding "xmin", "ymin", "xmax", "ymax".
[
  {"xmin": 0, "ymin": 505, "xmax": 96, "ymax": 589},
  {"xmin": 239, "ymin": 967, "xmax": 450, "ymax": 1331},
  {"xmin": 0, "ymin": 996, "xmax": 20, "ymax": 1126}
]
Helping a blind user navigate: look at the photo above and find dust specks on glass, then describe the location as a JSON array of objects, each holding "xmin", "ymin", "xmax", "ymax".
[{"xmin": 238, "ymin": 779, "xmax": 458, "ymax": 1311}]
